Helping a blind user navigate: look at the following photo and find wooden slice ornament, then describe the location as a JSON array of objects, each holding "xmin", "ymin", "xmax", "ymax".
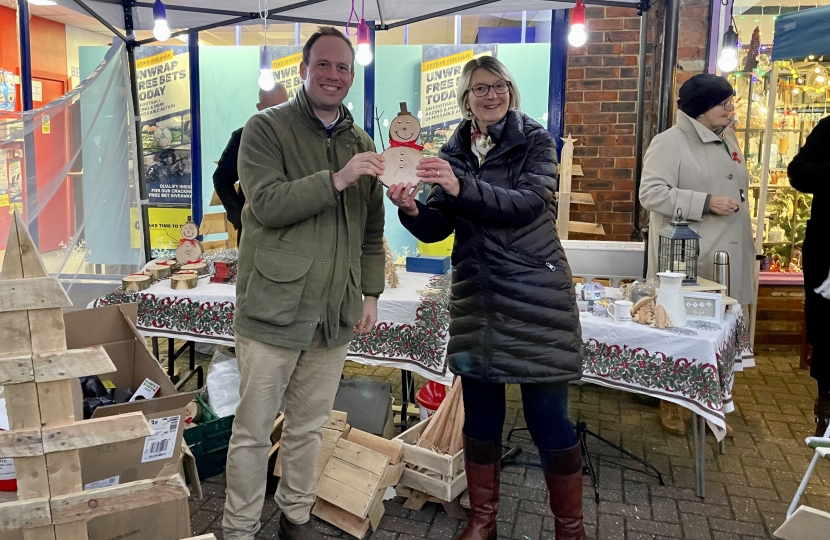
[
  {"xmin": 171, "ymin": 271, "xmax": 199, "ymax": 290},
  {"xmin": 378, "ymin": 103, "xmax": 424, "ymax": 189},
  {"xmin": 181, "ymin": 262, "xmax": 207, "ymax": 276},
  {"xmin": 146, "ymin": 264, "xmax": 172, "ymax": 281},
  {"xmin": 122, "ymin": 273, "xmax": 151, "ymax": 292},
  {"xmin": 176, "ymin": 217, "xmax": 204, "ymax": 264}
]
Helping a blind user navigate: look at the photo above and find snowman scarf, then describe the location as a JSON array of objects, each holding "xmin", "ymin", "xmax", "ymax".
[{"xmin": 471, "ymin": 122, "xmax": 495, "ymax": 165}]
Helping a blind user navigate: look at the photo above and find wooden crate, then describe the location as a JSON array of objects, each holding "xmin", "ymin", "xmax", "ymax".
[{"xmin": 392, "ymin": 417, "xmax": 467, "ymax": 502}]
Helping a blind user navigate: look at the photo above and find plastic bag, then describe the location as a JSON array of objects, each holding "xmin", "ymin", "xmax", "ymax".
[{"xmin": 206, "ymin": 347, "xmax": 241, "ymax": 417}]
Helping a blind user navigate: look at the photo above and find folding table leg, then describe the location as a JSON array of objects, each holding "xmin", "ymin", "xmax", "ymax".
[{"xmin": 692, "ymin": 413, "xmax": 706, "ymax": 498}]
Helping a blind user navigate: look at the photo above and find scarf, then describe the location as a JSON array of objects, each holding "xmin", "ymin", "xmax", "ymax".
[
  {"xmin": 390, "ymin": 139, "xmax": 424, "ymax": 151},
  {"xmin": 470, "ymin": 121, "xmax": 495, "ymax": 165}
]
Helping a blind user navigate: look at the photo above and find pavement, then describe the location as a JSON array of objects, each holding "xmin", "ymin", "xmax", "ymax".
[{"xmin": 181, "ymin": 344, "xmax": 829, "ymax": 540}]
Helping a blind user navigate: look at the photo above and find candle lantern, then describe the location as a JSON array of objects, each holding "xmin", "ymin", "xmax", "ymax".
[{"xmin": 657, "ymin": 210, "xmax": 700, "ymax": 285}]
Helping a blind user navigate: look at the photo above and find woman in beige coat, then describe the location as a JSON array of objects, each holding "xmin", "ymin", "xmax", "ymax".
[{"xmin": 640, "ymin": 74, "xmax": 755, "ymax": 435}]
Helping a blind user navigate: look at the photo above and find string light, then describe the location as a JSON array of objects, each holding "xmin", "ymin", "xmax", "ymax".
[
  {"xmin": 152, "ymin": 0, "xmax": 171, "ymax": 41},
  {"xmin": 568, "ymin": 0, "xmax": 587, "ymax": 47}
]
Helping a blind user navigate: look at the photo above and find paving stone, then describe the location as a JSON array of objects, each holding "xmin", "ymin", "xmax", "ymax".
[
  {"xmin": 650, "ymin": 497, "xmax": 680, "ymax": 523},
  {"xmin": 626, "ymin": 518, "xmax": 683, "ymax": 537},
  {"xmin": 709, "ymin": 517, "xmax": 768, "ymax": 536},
  {"xmin": 377, "ymin": 516, "xmax": 430, "ymax": 537},
  {"xmin": 597, "ymin": 514, "xmax": 625, "ymax": 540},
  {"xmin": 512, "ymin": 512, "xmax": 543, "ymax": 540}
]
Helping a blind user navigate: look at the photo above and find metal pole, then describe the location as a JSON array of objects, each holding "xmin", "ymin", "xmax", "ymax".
[
  {"xmin": 123, "ymin": 1, "xmax": 153, "ymax": 260},
  {"xmin": 455, "ymin": 15, "xmax": 461, "ymax": 45},
  {"xmin": 363, "ymin": 22, "xmax": 375, "ymax": 138},
  {"xmin": 17, "ymin": 0, "xmax": 38, "ymax": 246},
  {"xmin": 546, "ymin": 9, "xmax": 569, "ymax": 155},
  {"xmin": 521, "ymin": 11, "xmax": 527, "ymax": 43},
  {"xmin": 632, "ymin": 8, "xmax": 648, "ymax": 241},
  {"xmin": 188, "ymin": 31, "xmax": 203, "ymax": 229},
  {"xmin": 236, "ymin": 25, "xmax": 242, "ymax": 45},
  {"xmin": 404, "ymin": 24, "xmax": 409, "ymax": 45},
  {"xmin": 295, "ymin": 22, "xmax": 301, "ymax": 45},
  {"xmin": 657, "ymin": 0, "xmax": 680, "ymax": 133}
]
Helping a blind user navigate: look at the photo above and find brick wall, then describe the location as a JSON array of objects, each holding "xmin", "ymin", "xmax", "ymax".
[
  {"xmin": 561, "ymin": 0, "xmax": 713, "ymax": 241},
  {"xmin": 563, "ymin": 6, "xmax": 647, "ymax": 241}
]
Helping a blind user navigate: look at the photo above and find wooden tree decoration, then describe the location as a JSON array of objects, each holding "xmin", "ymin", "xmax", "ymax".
[
  {"xmin": 0, "ymin": 212, "xmax": 189, "ymax": 539},
  {"xmin": 383, "ymin": 236, "xmax": 399, "ymax": 289},
  {"xmin": 557, "ymin": 135, "xmax": 605, "ymax": 238}
]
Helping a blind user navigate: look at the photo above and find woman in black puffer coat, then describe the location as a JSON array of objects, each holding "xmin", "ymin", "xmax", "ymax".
[{"xmin": 387, "ymin": 56, "xmax": 585, "ymax": 540}]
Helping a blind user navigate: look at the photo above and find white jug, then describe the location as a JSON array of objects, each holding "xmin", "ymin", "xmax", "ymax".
[{"xmin": 656, "ymin": 271, "xmax": 687, "ymax": 327}]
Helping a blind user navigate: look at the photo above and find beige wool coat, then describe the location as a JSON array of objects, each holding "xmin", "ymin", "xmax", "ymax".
[{"xmin": 640, "ymin": 111, "xmax": 756, "ymax": 305}]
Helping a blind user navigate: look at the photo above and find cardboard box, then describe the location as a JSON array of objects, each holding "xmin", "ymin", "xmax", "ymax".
[
  {"xmin": 64, "ymin": 303, "xmax": 195, "ymax": 488},
  {"xmin": 406, "ymin": 256, "xmax": 451, "ymax": 275}
]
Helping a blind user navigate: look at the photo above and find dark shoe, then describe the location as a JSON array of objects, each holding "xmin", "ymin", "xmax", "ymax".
[
  {"xmin": 279, "ymin": 513, "xmax": 325, "ymax": 540},
  {"xmin": 816, "ymin": 393, "xmax": 830, "ymax": 437},
  {"xmin": 458, "ymin": 435, "xmax": 501, "ymax": 540},
  {"xmin": 540, "ymin": 443, "xmax": 587, "ymax": 540}
]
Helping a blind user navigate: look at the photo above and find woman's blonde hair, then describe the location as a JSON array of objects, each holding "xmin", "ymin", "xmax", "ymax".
[{"xmin": 456, "ymin": 56, "xmax": 521, "ymax": 121}]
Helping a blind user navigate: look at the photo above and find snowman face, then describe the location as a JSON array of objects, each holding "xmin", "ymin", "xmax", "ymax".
[
  {"xmin": 181, "ymin": 222, "xmax": 199, "ymax": 240},
  {"xmin": 390, "ymin": 114, "xmax": 421, "ymax": 143}
]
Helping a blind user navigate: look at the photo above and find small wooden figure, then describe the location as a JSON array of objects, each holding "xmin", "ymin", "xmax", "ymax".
[
  {"xmin": 378, "ymin": 103, "xmax": 424, "ymax": 189},
  {"xmin": 146, "ymin": 264, "xmax": 172, "ymax": 281},
  {"xmin": 176, "ymin": 217, "xmax": 204, "ymax": 264},
  {"xmin": 171, "ymin": 272, "xmax": 199, "ymax": 290},
  {"xmin": 181, "ymin": 262, "xmax": 208, "ymax": 276},
  {"xmin": 122, "ymin": 273, "xmax": 151, "ymax": 292}
]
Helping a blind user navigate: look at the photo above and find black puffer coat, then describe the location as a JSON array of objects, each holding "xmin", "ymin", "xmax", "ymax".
[{"xmin": 400, "ymin": 110, "xmax": 583, "ymax": 384}]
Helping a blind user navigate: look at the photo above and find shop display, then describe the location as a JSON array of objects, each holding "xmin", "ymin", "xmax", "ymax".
[
  {"xmin": 378, "ymin": 103, "xmax": 424, "ymax": 189},
  {"xmin": 730, "ymin": 42, "xmax": 825, "ymax": 273}
]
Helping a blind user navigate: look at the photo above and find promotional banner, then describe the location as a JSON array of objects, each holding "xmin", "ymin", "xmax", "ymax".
[
  {"xmin": 134, "ymin": 46, "xmax": 192, "ymax": 256},
  {"xmin": 419, "ymin": 45, "xmax": 495, "ymax": 157},
  {"xmin": 417, "ymin": 46, "xmax": 494, "ymax": 256},
  {"xmin": 265, "ymin": 46, "xmax": 304, "ymax": 100},
  {"xmin": 0, "ymin": 70, "xmax": 15, "ymax": 111}
]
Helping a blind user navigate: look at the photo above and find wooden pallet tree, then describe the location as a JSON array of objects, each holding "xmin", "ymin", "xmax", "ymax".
[
  {"xmin": 0, "ymin": 212, "xmax": 189, "ymax": 539},
  {"xmin": 557, "ymin": 135, "xmax": 605, "ymax": 238}
]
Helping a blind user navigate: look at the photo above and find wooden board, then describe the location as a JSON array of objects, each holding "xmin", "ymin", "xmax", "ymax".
[
  {"xmin": 0, "ymin": 497, "xmax": 52, "ymax": 530},
  {"xmin": 312, "ymin": 498, "xmax": 371, "ymax": 539},
  {"xmin": 682, "ymin": 277, "xmax": 728, "ymax": 293},
  {"xmin": 316, "ymin": 475, "xmax": 376, "ymax": 519},
  {"xmin": 0, "ymin": 278, "xmax": 72, "ymax": 313},
  {"xmin": 324, "ymin": 411, "xmax": 348, "ymax": 431},
  {"xmin": 331, "ymin": 439, "xmax": 389, "ymax": 476},
  {"xmin": 393, "ymin": 419, "xmax": 462, "ymax": 477},
  {"xmin": 0, "ymin": 353, "xmax": 35, "ymax": 385},
  {"xmin": 571, "ymin": 193, "xmax": 595, "ymax": 205},
  {"xmin": 773, "ymin": 505, "xmax": 830, "ymax": 540},
  {"xmin": 398, "ymin": 468, "xmax": 467, "ymax": 503},
  {"xmin": 48, "ymin": 474, "xmax": 189, "ymax": 525},
  {"xmin": 0, "ymin": 427, "xmax": 44, "ymax": 456},
  {"xmin": 32, "ymin": 347, "xmax": 115, "ymax": 383},
  {"xmin": 403, "ymin": 490, "xmax": 429, "ymax": 511},
  {"xmin": 40, "ymin": 412, "xmax": 152, "ymax": 453},
  {"xmin": 379, "ymin": 462, "xmax": 405, "ymax": 488},
  {"xmin": 345, "ymin": 428, "xmax": 403, "ymax": 465},
  {"xmin": 568, "ymin": 221, "xmax": 606, "ymax": 235}
]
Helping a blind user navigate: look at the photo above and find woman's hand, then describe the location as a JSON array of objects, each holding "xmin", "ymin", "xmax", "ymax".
[
  {"xmin": 387, "ymin": 182, "xmax": 419, "ymax": 217},
  {"xmin": 709, "ymin": 196, "xmax": 740, "ymax": 216},
  {"xmin": 417, "ymin": 157, "xmax": 461, "ymax": 197}
]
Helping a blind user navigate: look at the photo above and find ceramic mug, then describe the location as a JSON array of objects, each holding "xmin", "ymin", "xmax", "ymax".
[{"xmin": 607, "ymin": 300, "xmax": 633, "ymax": 325}]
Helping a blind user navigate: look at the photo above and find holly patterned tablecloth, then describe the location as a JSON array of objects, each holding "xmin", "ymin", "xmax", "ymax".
[
  {"xmin": 91, "ymin": 270, "xmax": 453, "ymax": 385},
  {"xmin": 579, "ymin": 308, "xmax": 752, "ymax": 441}
]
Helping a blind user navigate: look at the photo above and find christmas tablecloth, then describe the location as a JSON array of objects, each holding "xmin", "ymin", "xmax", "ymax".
[
  {"xmin": 91, "ymin": 270, "xmax": 453, "ymax": 385},
  {"xmin": 579, "ymin": 308, "xmax": 752, "ymax": 441}
]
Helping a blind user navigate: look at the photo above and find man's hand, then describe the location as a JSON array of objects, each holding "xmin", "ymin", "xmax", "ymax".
[
  {"xmin": 709, "ymin": 196, "xmax": 740, "ymax": 216},
  {"xmin": 354, "ymin": 296, "xmax": 378, "ymax": 334},
  {"xmin": 332, "ymin": 153, "xmax": 385, "ymax": 192}
]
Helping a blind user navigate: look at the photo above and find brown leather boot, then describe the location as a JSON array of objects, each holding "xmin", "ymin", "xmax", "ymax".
[
  {"xmin": 660, "ymin": 400, "xmax": 686, "ymax": 436},
  {"xmin": 458, "ymin": 435, "xmax": 501, "ymax": 540},
  {"xmin": 816, "ymin": 393, "xmax": 830, "ymax": 437},
  {"xmin": 540, "ymin": 442, "xmax": 587, "ymax": 540}
]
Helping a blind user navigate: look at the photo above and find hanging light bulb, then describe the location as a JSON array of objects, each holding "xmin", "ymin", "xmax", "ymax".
[
  {"xmin": 356, "ymin": 19, "xmax": 373, "ymax": 66},
  {"xmin": 258, "ymin": 48, "xmax": 275, "ymax": 91},
  {"xmin": 816, "ymin": 74, "xmax": 826, "ymax": 84},
  {"xmin": 152, "ymin": 0, "xmax": 171, "ymax": 41},
  {"xmin": 717, "ymin": 25, "xmax": 739, "ymax": 73},
  {"xmin": 793, "ymin": 88, "xmax": 800, "ymax": 95},
  {"xmin": 568, "ymin": 0, "xmax": 587, "ymax": 47}
]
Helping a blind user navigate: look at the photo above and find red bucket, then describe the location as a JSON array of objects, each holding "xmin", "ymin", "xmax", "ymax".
[{"xmin": 416, "ymin": 381, "xmax": 448, "ymax": 422}]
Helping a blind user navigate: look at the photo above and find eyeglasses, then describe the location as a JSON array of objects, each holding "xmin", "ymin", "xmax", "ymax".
[
  {"xmin": 470, "ymin": 81, "xmax": 511, "ymax": 97},
  {"xmin": 719, "ymin": 98, "xmax": 735, "ymax": 110}
]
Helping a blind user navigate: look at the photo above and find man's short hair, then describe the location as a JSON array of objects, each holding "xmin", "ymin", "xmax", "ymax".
[{"xmin": 302, "ymin": 26, "xmax": 355, "ymax": 72}]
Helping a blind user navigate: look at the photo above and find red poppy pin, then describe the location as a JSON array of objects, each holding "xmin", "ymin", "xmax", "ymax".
[{"xmin": 732, "ymin": 152, "xmax": 742, "ymax": 164}]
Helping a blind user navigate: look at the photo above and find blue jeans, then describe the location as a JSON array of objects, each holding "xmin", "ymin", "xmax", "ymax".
[{"xmin": 460, "ymin": 377, "xmax": 577, "ymax": 451}]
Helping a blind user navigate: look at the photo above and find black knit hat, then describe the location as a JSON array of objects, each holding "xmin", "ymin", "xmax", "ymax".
[{"xmin": 677, "ymin": 74, "xmax": 734, "ymax": 119}]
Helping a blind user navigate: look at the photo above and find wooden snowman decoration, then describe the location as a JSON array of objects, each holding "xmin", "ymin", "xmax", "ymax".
[
  {"xmin": 175, "ymin": 216, "xmax": 204, "ymax": 264},
  {"xmin": 378, "ymin": 103, "xmax": 424, "ymax": 188}
]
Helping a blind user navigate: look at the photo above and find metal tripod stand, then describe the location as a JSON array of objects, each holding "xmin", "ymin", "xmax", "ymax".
[{"xmin": 503, "ymin": 421, "xmax": 664, "ymax": 504}]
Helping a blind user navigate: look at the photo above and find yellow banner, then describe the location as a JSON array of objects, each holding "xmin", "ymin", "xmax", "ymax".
[
  {"xmin": 136, "ymin": 50, "xmax": 174, "ymax": 69},
  {"xmin": 422, "ymin": 50, "xmax": 473, "ymax": 73},
  {"xmin": 148, "ymin": 207, "xmax": 192, "ymax": 251},
  {"xmin": 271, "ymin": 53, "xmax": 304, "ymax": 100}
]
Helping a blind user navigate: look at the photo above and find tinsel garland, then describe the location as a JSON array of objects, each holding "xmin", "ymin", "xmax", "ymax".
[{"xmin": 201, "ymin": 248, "xmax": 239, "ymax": 283}]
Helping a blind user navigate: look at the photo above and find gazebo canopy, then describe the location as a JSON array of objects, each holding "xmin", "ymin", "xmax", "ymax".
[
  {"xmin": 772, "ymin": 5, "xmax": 830, "ymax": 61},
  {"xmin": 56, "ymin": 0, "xmax": 643, "ymax": 36}
]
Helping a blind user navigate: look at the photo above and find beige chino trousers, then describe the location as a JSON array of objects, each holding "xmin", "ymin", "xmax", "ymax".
[{"xmin": 222, "ymin": 329, "xmax": 348, "ymax": 539}]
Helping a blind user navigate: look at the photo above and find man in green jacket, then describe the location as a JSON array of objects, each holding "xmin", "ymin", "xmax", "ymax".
[{"xmin": 223, "ymin": 27, "xmax": 386, "ymax": 540}]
